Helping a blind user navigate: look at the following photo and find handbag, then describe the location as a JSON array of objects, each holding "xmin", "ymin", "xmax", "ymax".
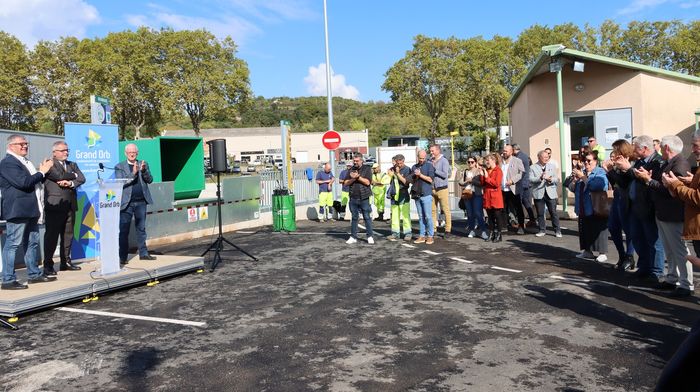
[
  {"xmin": 461, "ymin": 187, "xmax": 473, "ymax": 200},
  {"xmin": 591, "ymin": 189, "xmax": 614, "ymax": 218}
]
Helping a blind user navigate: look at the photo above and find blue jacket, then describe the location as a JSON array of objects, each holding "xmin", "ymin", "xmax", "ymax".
[
  {"xmin": 115, "ymin": 160, "xmax": 154, "ymax": 210},
  {"xmin": 574, "ymin": 166, "xmax": 608, "ymax": 217},
  {"xmin": 0, "ymin": 154, "xmax": 46, "ymax": 220}
]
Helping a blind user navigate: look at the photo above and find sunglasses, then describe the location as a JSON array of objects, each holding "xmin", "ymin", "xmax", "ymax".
[
  {"xmin": 584, "ymin": 159, "xmax": 595, "ymax": 163},
  {"xmin": 468, "ymin": 160, "xmax": 475, "ymax": 164}
]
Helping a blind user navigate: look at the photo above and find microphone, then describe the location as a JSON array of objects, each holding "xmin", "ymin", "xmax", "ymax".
[{"xmin": 99, "ymin": 163, "xmax": 116, "ymax": 170}]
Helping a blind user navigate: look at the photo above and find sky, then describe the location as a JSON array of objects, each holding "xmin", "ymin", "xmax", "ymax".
[{"xmin": 1, "ymin": 0, "xmax": 699, "ymax": 102}]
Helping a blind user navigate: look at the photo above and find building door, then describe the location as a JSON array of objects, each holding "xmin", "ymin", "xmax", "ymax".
[
  {"xmin": 569, "ymin": 115, "xmax": 595, "ymax": 151},
  {"xmin": 594, "ymin": 108, "xmax": 633, "ymax": 154}
]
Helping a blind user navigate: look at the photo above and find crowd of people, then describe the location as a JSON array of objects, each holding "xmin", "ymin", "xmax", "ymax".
[
  {"xmin": 0, "ymin": 134, "xmax": 157, "ymax": 290},
  {"xmin": 316, "ymin": 134, "xmax": 700, "ymax": 298}
]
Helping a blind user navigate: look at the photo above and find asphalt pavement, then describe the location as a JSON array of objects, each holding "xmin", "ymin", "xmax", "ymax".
[{"xmin": 1, "ymin": 215, "xmax": 699, "ymax": 391}]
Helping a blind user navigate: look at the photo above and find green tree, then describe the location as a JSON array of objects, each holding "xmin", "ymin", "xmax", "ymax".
[
  {"xmin": 0, "ymin": 32, "xmax": 33, "ymax": 130},
  {"xmin": 382, "ymin": 35, "xmax": 464, "ymax": 142},
  {"xmin": 669, "ymin": 20, "xmax": 700, "ymax": 75},
  {"xmin": 161, "ymin": 29, "xmax": 251, "ymax": 136},
  {"xmin": 31, "ymin": 37, "xmax": 89, "ymax": 134}
]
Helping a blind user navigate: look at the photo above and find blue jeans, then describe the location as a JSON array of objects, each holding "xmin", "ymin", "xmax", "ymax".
[
  {"xmin": 2, "ymin": 218, "xmax": 43, "ymax": 282},
  {"xmin": 608, "ymin": 195, "xmax": 634, "ymax": 259},
  {"xmin": 349, "ymin": 197, "xmax": 373, "ymax": 238},
  {"xmin": 119, "ymin": 200, "xmax": 149, "ymax": 261},
  {"xmin": 414, "ymin": 195, "xmax": 434, "ymax": 236},
  {"xmin": 629, "ymin": 213, "xmax": 665, "ymax": 277},
  {"xmin": 466, "ymin": 195, "xmax": 487, "ymax": 232}
]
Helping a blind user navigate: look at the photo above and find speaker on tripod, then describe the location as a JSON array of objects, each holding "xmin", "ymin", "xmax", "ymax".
[{"xmin": 202, "ymin": 139, "xmax": 257, "ymax": 271}]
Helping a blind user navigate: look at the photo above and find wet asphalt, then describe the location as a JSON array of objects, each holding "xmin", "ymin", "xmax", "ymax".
[{"xmin": 1, "ymin": 216, "xmax": 699, "ymax": 391}]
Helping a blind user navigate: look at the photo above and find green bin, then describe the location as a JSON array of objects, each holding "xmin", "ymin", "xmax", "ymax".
[{"xmin": 272, "ymin": 194, "xmax": 296, "ymax": 232}]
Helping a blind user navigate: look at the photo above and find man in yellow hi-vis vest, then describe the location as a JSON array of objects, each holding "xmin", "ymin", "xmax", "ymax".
[{"xmin": 371, "ymin": 163, "xmax": 390, "ymax": 221}]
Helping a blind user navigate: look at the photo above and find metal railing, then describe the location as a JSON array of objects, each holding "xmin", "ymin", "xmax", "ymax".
[{"xmin": 260, "ymin": 168, "xmax": 322, "ymax": 212}]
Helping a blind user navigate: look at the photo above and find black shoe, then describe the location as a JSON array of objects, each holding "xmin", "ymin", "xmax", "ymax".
[
  {"xmin": 617, "ymin": 255, "xmax": 635, "ymax": 271},
  {"xmin": 139, "ymin": 254, "xmax": 157, "ymax": 261},
  {"xmin": 60, "ymin": 262, "xmax": 81, "ymax": 271},
  {"xmin": 492, "ymin": 232, "xmax": 502, "ymax": 242},
  {"xmin": 484, "ymin": 232, "xmax": 494, "ymax": 242},
  {"xmin": 443, "ymin": 232, "xmax": 450, "ymax": 239},
  {"xmin": 669, "ymin": 287, "xmax": 693, "ymax": 298},
  {"xmin": 28, "ymin": 275, "xmax": 57, "ymax": 283},
  {"xmin": 641, "ymin": 275, "xmax": 662, "ymax": 285},
  {"xmin": 1, "ymin": 281, "xmax": 28, "ymax": 290},
  {"xmin": 655, "ymin": 282, "xmax": 677, "ymax": 290},
  {"xmin": 44, "ymin": 269, "xmax": 57, "ymax": 276}
]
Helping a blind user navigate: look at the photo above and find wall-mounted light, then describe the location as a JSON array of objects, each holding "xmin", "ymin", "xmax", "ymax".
[
  {"xmin": 573, "ymin": 61, "xmax": 585, "ymax": 72},
  {"xmin": 574, "ymin": 83, "xmax": 585, "ymax": 92}
]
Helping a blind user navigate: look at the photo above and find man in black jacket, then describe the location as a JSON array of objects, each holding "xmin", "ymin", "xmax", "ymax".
[
  {"xmin": 616, "ymin": 135, "xmax": 665, "ymax": 282},
  {"xmin": 343, "ymin": 152, "xmax": 374, "ymax": 244},
  {"xmin": 635, "ymin": 135, "xmax": 693, "ymax": 297},
  {"xmin": 42, "ymin": 141, "xmax": 86, "ymax": 275}
]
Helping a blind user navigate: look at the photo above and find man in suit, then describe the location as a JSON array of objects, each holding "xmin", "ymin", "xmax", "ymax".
[
  {"xmin": 42, "ymin": 141, "xmax": 86, "ymax": 275},
  {"xmin": 115, "ymin": 143, "xmax": 156, "ymax": 264},
  {"xmin": 1, "ymin": 134, "xmax": 55, "ymax": 290},
  {"xmin": 529, "ymin": 150, "xmax": 561, "ymax": 237},
  {"xmin": 616, "ymin": 135, "xmax": 665, "ymax": 282},
  {"xmin": 513, "ymin": 143, "xmax": 537, "ymax": 227},
  {"xmin": 500, "ymin": 144, "xmax": 526, "ymax": 234}
]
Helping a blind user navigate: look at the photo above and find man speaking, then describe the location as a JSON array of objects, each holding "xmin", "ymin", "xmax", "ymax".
[{"xmin": 116, "ymin": 143, "xmax": 156, "ymax": 264}]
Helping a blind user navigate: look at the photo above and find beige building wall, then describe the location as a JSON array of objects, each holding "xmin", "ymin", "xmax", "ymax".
[{"xmin": 511, "ymin": 61, "xmax": 700, "ymax": 172}]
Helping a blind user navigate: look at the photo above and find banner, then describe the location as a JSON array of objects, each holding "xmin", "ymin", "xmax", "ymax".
[
  {"xmin": 65, "ymin": 123, "xmax": 119, "ymax": 260},
  {"xmin": 98, "ymin": 180, "xmax": 126, "ymax": 274}
]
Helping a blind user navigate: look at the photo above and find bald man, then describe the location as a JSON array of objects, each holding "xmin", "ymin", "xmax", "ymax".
[{"xmin": 115, "ymin": 143, "xmax": 156, "ymax": 264}]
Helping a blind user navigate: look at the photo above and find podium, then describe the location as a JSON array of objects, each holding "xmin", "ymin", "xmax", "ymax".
[{"xmin": 96, "ymin": 179, "xmax": 128, "ymax": 275}]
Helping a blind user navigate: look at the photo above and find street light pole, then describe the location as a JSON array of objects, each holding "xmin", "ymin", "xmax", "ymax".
[
  {"xmin": 449, "ymin": 131, "xmax": 459, "ymax": 168},
  {"xmin": 323, "ymin": 0, "xmax": 337, "ymax": 200}
]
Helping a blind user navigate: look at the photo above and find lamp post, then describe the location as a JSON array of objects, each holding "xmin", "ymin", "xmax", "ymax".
[
  {"xmin": 323, "ymin": 0, "xmax": 337, "ymax": 199},
  {"xmin": 449, "ymin": 131, "xmax": 459, "ymax": 168}
]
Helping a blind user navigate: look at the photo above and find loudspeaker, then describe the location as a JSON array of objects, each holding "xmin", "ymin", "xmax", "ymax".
[{"xmin": 208, "ymin": 139, "xmax": 228, "ymax": 173}]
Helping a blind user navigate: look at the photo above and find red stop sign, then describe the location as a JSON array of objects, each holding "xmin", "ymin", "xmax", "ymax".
[{"xmin": 322, "ymin": 130, "xmax": 341, "ymax": 150}]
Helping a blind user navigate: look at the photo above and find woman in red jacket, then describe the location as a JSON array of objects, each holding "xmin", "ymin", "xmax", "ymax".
[{"xmin": 480, "ymin": 153, "xmax": 505, "ymax": 242}]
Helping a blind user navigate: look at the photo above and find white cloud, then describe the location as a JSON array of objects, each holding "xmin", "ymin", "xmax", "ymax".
[
  {"xmin": 134, "ymin": 11, "xmax": 261, "ymax": 44},
  {"xmin": 617, "ymin": 0, "xmax": 672, "ymax": 14},
  {"xmin": 680, "ymin": 0, "xmax": 700, "ymax": 8},
  {"xmin": 304, "ymin": 63, "xmax": 360, "ymax": 101},
  {"xmin": 0, "ymin": 0, "xmax": 100, "ymax": 46}
]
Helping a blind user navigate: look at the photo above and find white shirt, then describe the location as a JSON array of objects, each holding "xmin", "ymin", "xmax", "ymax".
[
  {"xmin": 6, "ymin": 150, "xmax": 45, "ymax": 223},
  {"xmin": 501, "ymin": 160, "xmax": 511, "ymax": 191}
]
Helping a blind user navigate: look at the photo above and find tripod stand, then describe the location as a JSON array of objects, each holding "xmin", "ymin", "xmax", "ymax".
[{"xmin": 201, "ymin": 172, "xmax": 257, "ymax": 271}]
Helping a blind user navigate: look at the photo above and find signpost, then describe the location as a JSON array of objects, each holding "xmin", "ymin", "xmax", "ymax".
[
  {"xmin": 90, "ymin": 95, "xmax": 112, "ymax": 124},
  {"xmin": 322, "ymin": 130, "xmax": 341, "ymax": 150}
]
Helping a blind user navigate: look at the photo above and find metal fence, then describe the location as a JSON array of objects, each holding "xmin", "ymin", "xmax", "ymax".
[{"xmin": 259, "ymin": 168, "xmax": 324, "ymax": 212}]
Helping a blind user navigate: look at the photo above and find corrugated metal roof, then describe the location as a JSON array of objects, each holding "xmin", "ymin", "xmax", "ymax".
[{"xmin": 507, "ymin": 44, "xmax": 700, "ymax": 108}]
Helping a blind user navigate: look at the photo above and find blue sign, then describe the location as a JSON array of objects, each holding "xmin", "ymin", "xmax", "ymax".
[{"xmin": 65, "ymin": 123, "xmax": 120, "ymax": 260}]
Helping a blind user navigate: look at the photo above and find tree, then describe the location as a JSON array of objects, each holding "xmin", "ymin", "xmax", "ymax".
[
  {"xmin": 0, "ymin": 32, "xmax": 33, "ymax": 130},
  {"xmin": 382, "ymin": 35, "xmax": 464, "ymax": 142},
  {"xmin": 161, "ymin": 29, "xmax": 251, "ymax": 136},
  {"xmin": 79, "ymin": 28, "xmax": 164, "ymax": 139},
  {"xmin": 669, "ymin": 20, "xmax": 700, "ymax": 75},
  {"xmin": 31, "ymin": 37, "xmax": 89, "ymax": 134}
]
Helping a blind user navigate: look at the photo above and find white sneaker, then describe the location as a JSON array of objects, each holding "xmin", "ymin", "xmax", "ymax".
[
  {"xmin": 467, "ymin": 230, "xmax": 475, "ymax": 238},
  {"xmin": 535, "ymin": 231, "xmax": 546, "ymax": 237},
  {"xmin": 367, "ymin": 237, "xmax": 375, "ymax": 244},
  {"xmin": 555, "ymin": 231, "xmax": 563, "ymax": 238},
  {"xmin": 576, "ymin": 250, "xmax": 595, "ymax": 260},
  {"xmin": 346, "ymin": 237, "xmax": 357, "ymax": 244},
  {"xmin": 480, "ymin": 231, "xmax": 489, "ymax": 240},
  {"xmin": 596, "ymin": 254, "xmax": 608, "ymax": 263}
]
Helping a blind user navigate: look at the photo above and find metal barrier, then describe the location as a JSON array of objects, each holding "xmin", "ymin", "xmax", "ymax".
[{"xmin": 260, "ymin": 169, "xmax": 322, "ymax": 212}]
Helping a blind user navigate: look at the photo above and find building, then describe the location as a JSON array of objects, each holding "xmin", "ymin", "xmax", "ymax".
[
  {"xmin": 164, "ymin": 127, "xmax": 369, "ymax": 163},
  {"xmin": 508, "ymin": 44, "xmax": 700, "ymax": 171}
]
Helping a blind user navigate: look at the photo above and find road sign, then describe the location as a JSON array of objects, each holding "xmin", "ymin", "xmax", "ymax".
[{"xmin": 322, "ymin": 130, "xmax": 341, "ymax": 150}]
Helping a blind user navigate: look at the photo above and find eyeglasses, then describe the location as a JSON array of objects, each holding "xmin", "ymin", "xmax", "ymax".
[
  {"xmin": 588, "ymin": 139, "xmax": 595, "ymax": 143},
  {"xmin": 468, "ymin": 160, "xmax": 475, "ymax": 164},
  {"xmin": 10, "ymin": 142, "xmax": 29, "ymax": 147},
  {"xmin": 54, "ymin": 149, "xmax": 69, "ymax": 153},
  {"xmin": 584, "ymin": 159, "xmax": 595, "ymax": 163}
]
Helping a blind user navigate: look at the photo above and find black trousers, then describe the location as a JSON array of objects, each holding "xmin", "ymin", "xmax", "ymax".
[
  {"xmin": 534, "ymin": 193, "xmax": 560, "ymax": 232},
  {"xmin": 43, "ymin": 208, "xmax": 75, "ymax": 270},
  {"xmin": 502, "ymin": 191, "xmax": 524, "ymax": 227}
]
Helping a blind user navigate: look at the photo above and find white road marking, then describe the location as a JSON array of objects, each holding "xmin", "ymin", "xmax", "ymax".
[
  {"xmin": 56, "ymin": 307, "xmax": 206, "ymax": 327},
  {"xmin": 450, "ymin": 257, "xmax": 474, "ymax": 264},
  {"xmin": 422, "ymin": 250, "xmax": 441, "ymax": 255},
  {"xmin": 401, "ymin": 244, "xmax": 416, "ymax": 249},
  {"xmin": 491, "ymin": 266, "xmax": 522, "ymax": 273}
]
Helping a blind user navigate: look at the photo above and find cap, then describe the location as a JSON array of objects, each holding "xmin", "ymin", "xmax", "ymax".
[{"xmin": 372, "ymin": 163, "xmax": 379, "ymax": 169}]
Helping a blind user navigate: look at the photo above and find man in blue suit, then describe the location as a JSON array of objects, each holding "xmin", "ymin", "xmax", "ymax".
[
  {"xmin": 115, "ymin": 143, "xmax": 155, "ymax": 264},
  {"xmin": 1, "ymin": 134, "xmax": 55, "ymax": 289}
]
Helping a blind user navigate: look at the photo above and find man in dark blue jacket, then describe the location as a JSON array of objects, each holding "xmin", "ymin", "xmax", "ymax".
[
  {"xmin": 115, "ymin": 143, "xmax": 155, "ymax": 264},
  {"xmin": 1, "ymin": 134, "xmax": 55, "ymax": 289}
]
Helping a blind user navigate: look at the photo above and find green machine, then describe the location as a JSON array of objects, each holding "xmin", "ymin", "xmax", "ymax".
[
  {"xmin": 272, "ymin": 192, "xmax": 296, "ymax": 232},
  {"xmin": 119, "ymin": 136, "xmax": 205, "ymax": 200}
]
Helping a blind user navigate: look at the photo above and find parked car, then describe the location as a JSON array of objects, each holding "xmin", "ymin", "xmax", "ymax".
[
  {"xmin": 246, "ymin": 165, "xmax": 256, "ymax": 173},
  {"xmin": 232, "ymin": 165, "xmax": 241, "ymax": 174}
]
